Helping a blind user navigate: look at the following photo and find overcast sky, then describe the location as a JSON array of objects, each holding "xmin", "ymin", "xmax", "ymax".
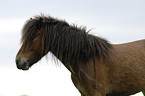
[
  {"xmin": 1, "ymin": 0, "xmax": 145, "ymax": 42},
  {"xmin": 0, "ymin": 0, "xmax": 145, "ymax": 96}
]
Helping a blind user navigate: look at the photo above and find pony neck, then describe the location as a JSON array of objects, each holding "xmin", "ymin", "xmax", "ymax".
[
  {"xmin": 46, "ymin": 22, "xmax": 111, "ymax": 74},
  {"xmin": 48, "ymin": 24, "xmax": 85, "ymax": 73}
]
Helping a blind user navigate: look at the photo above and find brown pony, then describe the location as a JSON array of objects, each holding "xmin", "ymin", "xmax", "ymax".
[{"xmin": 16, "ymin": 15, "xmax": 145, "ymax": 96}]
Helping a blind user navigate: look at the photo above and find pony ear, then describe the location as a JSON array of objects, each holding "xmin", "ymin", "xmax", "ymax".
[
  {"xmin": 37, "ymin": 17, "xmax": 44, "ymax": 34},
  {"xmin": 38, "ymin": 17, "xmax": 43, "ymax": 27},
  {"xmin": 39, "ymin": 17, "xmax": 43, "ymax": 22}
]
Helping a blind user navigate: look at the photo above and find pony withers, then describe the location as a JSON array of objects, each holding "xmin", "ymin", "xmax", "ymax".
[{"xmin": 16, "ymin": 15, "xmax": 145, "ymax": 96}]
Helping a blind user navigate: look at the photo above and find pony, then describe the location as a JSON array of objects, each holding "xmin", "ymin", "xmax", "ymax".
[{"xmin": 16, "ymin": 15, "xmax": 145, "ymax": 96}]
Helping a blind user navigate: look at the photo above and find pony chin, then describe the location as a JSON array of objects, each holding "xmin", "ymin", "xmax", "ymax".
[{"xmin": 20, "ymin": 67, "xmax": 30, "ymax": 70}]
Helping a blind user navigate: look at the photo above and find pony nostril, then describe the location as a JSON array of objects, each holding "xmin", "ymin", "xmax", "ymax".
[
  {"xmin": 22, "ymin": 61, "xmax": 28, "ymax": 68},
  {"xmin": 16, "ymin": 59, "xmax": 20, "ymax": 65},
  {"xmin": 20, "ymin": 61, "xmax": 29, "ymax": 70}
]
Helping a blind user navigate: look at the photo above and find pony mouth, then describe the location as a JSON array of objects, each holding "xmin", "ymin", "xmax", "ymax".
[
  {"xmin": 18, "ymin": 67, "xmax": 29, "ymax": 70},
  {"xmin": 16, "ymin": 63, "xmax": 30, "ymax": 70}
]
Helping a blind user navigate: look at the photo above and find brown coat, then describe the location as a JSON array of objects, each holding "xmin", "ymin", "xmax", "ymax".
[{"xmin": 71, "ymin": 40, "xmax": 145, "ymax": 96}]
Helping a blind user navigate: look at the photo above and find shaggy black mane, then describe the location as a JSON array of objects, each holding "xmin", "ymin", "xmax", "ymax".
[{"xmin": 22, "ymin": 15, "xmax": 112, "ymax": 66}]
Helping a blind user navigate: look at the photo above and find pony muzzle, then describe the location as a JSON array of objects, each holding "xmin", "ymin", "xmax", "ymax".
[{"xmin": 16, "ymin": 58, "xmax": 29, "ymax": 70}]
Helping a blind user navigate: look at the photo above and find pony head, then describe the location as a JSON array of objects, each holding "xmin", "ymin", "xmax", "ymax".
[{"xmin": 16, "ymin": 16, "xmax": 57, "ymax": 70}]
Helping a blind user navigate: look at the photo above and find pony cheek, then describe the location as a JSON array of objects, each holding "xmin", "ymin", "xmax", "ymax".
[{"xmin": 28, "ymin": 53, "xmax": 42, "ymax": 65}]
